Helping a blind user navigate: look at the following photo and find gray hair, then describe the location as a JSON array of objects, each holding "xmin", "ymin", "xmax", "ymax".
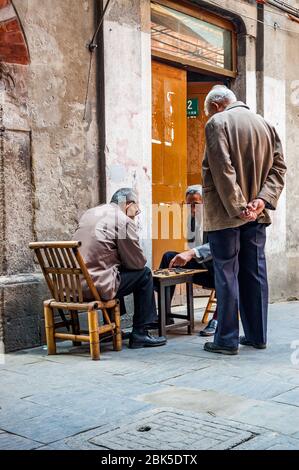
[
  {"xmin": 110, "ymin": 188, "xmax": 138, "ymax": 205},
  {"xmin": 204, "ymin": 85, "xmax": 237, "ymax": 116},
  {"xmin": 186, "ymin": 185, "xmax": 202, "ymax": 197}
]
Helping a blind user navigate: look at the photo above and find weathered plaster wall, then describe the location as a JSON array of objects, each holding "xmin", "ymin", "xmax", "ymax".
[
  {"xmin": 263, "ymin": 5, "xmax": 299, "ymax": 301},
  {"xmin": 103, "ymin": 0, "xmax": 152, "ymax": 259},
  {"xmin": 286, "ymin": 22, "xmax": 299, "ymax": 301},
  {"xmin": 0, "ymin": 0, "xmax": 99, "ymax": 351},
  {"xmin": 14, "ymin": 0, "xmax": 99, "ymax": 239}
]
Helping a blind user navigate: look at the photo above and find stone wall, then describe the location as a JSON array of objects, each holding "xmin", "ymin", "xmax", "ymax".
[
  {"xmin": 257, "ymin": 0, "xmax": 299, "ymax": 301},
  {"xmin": 103, "ymin": 0, "xmax": 152, "ymax": 258},
  {"xmin": 0, "ymin": 0, "xmax": 99, "ymax": 351}
]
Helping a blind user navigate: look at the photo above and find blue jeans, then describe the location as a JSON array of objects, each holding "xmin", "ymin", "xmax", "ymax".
[{"xmin": 208, "ymin": 222, "xmax": 268, "ymax": 349}]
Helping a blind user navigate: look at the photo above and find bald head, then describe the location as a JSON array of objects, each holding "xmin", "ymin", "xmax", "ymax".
[{"xmin": 204, "ymin": 85, "xmax": 237, "ymax": 117}]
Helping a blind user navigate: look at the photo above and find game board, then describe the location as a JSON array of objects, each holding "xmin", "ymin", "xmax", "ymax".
[{"xmin": 152, "ymin": 267, "xmax": 206, "ymax": 277}]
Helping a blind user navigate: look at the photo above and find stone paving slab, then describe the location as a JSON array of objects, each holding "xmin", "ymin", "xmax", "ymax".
[
  {"xmin": 1, "ymin": 401, "xmax": 151, "ymax": 444},
  {"xmin": 0, "ymin": 400, "xmax": 46, "ymax": 427},
  {"xmin": 0, "ymin": 431, "xmax": 42, "ymax": 450},
  {"xmin": 20, "ymin": 384, "xmax": 163, "ymax": 414},
  {"xmin": 0, "ymin": 302, "xmax": 298, "ymax": 450},
  {"xmin": 138, "ymin": 386, "xmax": 299, "ymax": 436},
  {"xmin": 233, "ymin": 432, "xmax": 299, "ymax": 450},
  {"xmin": 271, "ymin": 387, "xmax": 299, "ymax": 406},
  {"xmin": 163, "ymin": 367, "xmax": 297, "ymax": 400},
  {"xmin": 138, "ymin": 387, "xmax": 260, "ymax": 419},
  {"xmin": 89, "ymin": 408, "xmax": 261, "ymax": 450},
  {"xmin": 37, "ymin": 428, "xmax": 108, "ymax": 450}
]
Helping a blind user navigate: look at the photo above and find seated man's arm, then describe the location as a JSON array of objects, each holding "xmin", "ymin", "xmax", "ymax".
[
  {"xmin": 117, "ymin": 219, "xmax": 147, "ymax": 270},
  {"xmin": 170, "ymin": 243, "xmax": 212, "ymax": 268},
  {"xmin": 193, "ymin": 243, "xmax": 212, "ymax": 264}
]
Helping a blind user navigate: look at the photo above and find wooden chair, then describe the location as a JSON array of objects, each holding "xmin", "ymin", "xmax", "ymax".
[
  {"xmin": 29, "ymin": 241, "xmax": 122, "ymax": 360},
  {"xmin": 201, "ymin": 288, "xmax": 217, "ymax": 324},
  {"xmin": 200, "ymin": 289, "xmax": 241, "ymax": 323}
]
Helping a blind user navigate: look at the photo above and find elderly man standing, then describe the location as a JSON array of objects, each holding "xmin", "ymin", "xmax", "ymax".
[
  {"xmin": 73, "ymin": 188, "xmax": 166, "ymax": 349},
  {"xmin": 202, "ymin": 85, "xmax": 286, "ymax": 355}
]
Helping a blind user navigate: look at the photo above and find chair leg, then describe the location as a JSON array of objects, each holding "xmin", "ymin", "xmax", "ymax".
[
  {"xmin": 202, "ymin": 289, "xmax": 216, "ymax": 324},
  {"xmin": 44, "ymin": 302, "xmax": 56, "ymax": 355},
  {"xmin": 112, "ymin": 303, "xmax": 122, "ymax": 352},
  {"xmin": 88, "ymin": 308, "xmax": 100, "ymax": 360},
  {"xmin": 71, "ymin": 310, "xmax": 82, "ymax": 346}
]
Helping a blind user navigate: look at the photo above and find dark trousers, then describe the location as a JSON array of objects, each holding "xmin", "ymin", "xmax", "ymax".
[
  {"xmin": 116, "ymin": 266, "xmax": 158, "ymax": 329},
  {"xmin": 156, "ymin": 252, "xmax": 216, "ymax": 314},
  {"xmin": 208, "ymin": 222, "xmax": 268, "ymax": 349}
]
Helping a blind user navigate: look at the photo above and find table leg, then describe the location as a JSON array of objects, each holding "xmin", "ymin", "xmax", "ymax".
[
  {"xmin": 186, "ymin": 281, "xmax": 194, "ymax": 335},
  {"xmin": 165, "ymin": 286, "xmax": 171, "ymax": 318},
  {"xmin": 158, "ymin": 283, "xmax": 166, "ymax": 337}
]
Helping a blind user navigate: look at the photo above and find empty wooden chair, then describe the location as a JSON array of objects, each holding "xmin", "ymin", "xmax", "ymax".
[
  {"xmin": 29, "ymin": 241, "xmax": 122, "ymax": 360},
  {"xmin": 201, "ymin": 288, "xmax": 217, "ymax": 324}
]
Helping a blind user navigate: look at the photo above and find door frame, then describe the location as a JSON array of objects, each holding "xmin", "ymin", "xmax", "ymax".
[{"xmin": 151, "ymin": 0, "xmax": 237, "ymax": 78}]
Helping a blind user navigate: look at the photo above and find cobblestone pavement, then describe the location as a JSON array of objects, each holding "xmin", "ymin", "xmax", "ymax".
[{"xmin": 0, "ymin": 301, "xmax": 299, "ymax": 450}]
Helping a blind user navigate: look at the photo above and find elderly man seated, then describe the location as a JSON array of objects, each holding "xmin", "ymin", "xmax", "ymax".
[
  {"xmin": 159, "ymin": 185, "xmax": 218, "ymax": 336},
  {"xmin": 73, "ymin": 188, "xmax": 166, "ymax": 349}
]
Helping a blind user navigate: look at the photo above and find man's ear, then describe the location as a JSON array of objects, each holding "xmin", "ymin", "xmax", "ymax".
[{"xmin": 212, "ymin": 102, "xmax": 220, "ymax": 113}]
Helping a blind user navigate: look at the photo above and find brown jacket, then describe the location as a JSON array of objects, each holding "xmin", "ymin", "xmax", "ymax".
[
  {"xmin": 202, "ymin": 101, "xmax": 287, "ymax": 231},
  {"xmin": 73, "ymin": 203, "xmax": 146, "ymax": 300}
]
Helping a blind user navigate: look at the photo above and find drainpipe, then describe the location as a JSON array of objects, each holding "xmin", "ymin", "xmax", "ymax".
[
  {"xmin": 256, "ymin": 1, "xmax": 264, "ymax": 116},
  {"xmin": 94, "ymin": 0, "xmax": 107, "ymax": 204}
]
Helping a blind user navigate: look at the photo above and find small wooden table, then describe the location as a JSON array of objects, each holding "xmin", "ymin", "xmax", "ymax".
[{"xmin": 152, "ymin": 268, "xmax": 208, "ymax": 337}]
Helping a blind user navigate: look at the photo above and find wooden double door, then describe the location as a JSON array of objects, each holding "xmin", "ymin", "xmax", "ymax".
[{"xmin": 152, "ymin": 60, "xmax": 221, "ymax": 268}]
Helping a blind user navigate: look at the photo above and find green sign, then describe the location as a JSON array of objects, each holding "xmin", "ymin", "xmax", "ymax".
[{"xmin": 187, "ymin": 98, "xmax": 199, "ymax": 117}]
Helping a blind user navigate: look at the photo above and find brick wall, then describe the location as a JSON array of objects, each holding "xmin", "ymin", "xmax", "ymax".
[{"xmin": 0, "ymin": 0, "xmax": 29, "ymax": 64}]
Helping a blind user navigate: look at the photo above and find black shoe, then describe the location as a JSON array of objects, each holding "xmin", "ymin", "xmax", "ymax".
[
  {"xmin": 199, "ymin": 319, "xmax": 218, "ymax": 337},
  {"xmin": 204, "ymin": 342, "xmax": 239, "ymax": 355},
  {"xmin": 129, "ymin": 331, "xmax": 167, "ymax": 349},
  {"xmin": 239, "ymin": 336, "xmax": 266, "ymax": 349}
]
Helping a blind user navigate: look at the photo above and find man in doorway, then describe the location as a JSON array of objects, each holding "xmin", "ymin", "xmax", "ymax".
[
  {"xmin": 202, "ymin": 85, "xmax": 286, "ymax": 355},
  {"xmin": 158, "ymin": 185, "xmax": 218, "ymax": 337},
  {"xmin": 73, "ymin": 188, "xmax": 166, "ymax": 349}
]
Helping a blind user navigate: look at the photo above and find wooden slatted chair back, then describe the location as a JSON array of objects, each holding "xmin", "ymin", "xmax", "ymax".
[{"xmin": 29, "ymin": 241, "xmax": 102, "ymax": 303}]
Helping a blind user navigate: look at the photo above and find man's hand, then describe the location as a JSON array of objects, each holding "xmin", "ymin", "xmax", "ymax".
[
  {"xmin": 239, "ymin": 208, "xmax": 257, "ymax": 222},
  {"xmin": 238, "ymin": 198, "xmax": 265, "ymax": 221},
  {"xmin": 169, "ymin": 250, "xmax": 194, "ymax": 268},
  {"xmin": 247, "ymin": 198, "xmax": 265, "ymax": 216}
]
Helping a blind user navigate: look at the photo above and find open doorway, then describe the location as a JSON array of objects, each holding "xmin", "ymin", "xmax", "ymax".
[
  {"xmin": 152, "ymin": 61, "xmax": 226, "ymax": 270},
  {"xmin": 150, "ymin": 0, "xmax": 237, "ymax": 270},
  {"xmin": 186, "ymin": 71, "xmax": 225, "ymax": 186}
]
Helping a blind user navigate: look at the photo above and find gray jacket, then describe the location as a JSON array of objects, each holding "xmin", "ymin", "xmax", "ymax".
[{"xmin": 73, "ymin": 203, "xmax": 146, "ymax": 300}]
